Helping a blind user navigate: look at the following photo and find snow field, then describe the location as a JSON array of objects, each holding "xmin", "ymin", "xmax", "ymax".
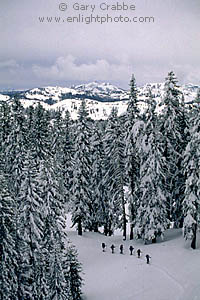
[{"xmin": 67, "ymin": 228, "xmax": 200, "ymax": 300}]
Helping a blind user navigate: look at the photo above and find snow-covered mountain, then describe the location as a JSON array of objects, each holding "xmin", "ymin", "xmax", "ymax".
[{"xmin": 0, "ymin": 82, "xmax": 199, "ymax": 120}]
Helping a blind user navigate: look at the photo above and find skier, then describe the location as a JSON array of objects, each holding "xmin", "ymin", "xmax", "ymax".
[
  {"xmin": 137, "ymin": 249, "xmax": 142, "ymax": 258},
  {"xmin": 129, "ymin": 245, "xmax": 134, "ymax": 255},
  {"xmin": 119, "ymin": 244, "xmax": 124, "ymax": 254},
  {"xmin": 102, "ymin": 243, "xmax": 106, "ymax": 252},
  {"xmin": 146, "ymin": 254, "xmax": 151, "ymax": 264},
  {"xmin": 110, "ymin": 244, "xmax": 115, "ymax": 254}
]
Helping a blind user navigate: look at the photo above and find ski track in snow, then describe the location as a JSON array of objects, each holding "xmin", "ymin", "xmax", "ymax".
[
  {"xmin": 82, "ymin": 253, "xmax": 184, "ymax": 300},
  {"xmin": 128, "ymin": 256, "xmax": 185, "ymax": 300},
  {"xmin": 129, "ymin": 254, "xmax": 184, "ymax": 293},
  {"xmin": 151, "ymin": 262, "xmax": 185, "ymax": 295},
  {"xmin": 67, "ymin": 227, "xmax": 200, "ymax": 300}
]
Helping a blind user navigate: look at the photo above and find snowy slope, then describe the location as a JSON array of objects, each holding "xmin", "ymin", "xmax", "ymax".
[
  {"xmin": 74, "ymin": 82, "xmax": 128, "ymax": 100},
  {"xmin": 51, "ymin": 98, "xmax": 128, "ymax": 120},
  {"xmin": 24, "ymin": 86, "xmax": 77, "ymax": 102},
  {"xmin": 0, "ymin": 94, "xmax": 10, "ymax": 101},
  {"xmin": 66, "ymin": 224, "xmax": 200, "ymax": 300}
]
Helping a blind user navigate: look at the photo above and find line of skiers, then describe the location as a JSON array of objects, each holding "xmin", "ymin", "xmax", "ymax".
[{"xmin": 101, "ymin": 243, "xmax": 151, "ymax": 264}]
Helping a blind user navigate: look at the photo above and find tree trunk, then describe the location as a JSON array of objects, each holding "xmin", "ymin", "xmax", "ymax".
[
  {"xmin": 123, "ymin": 216, "xmax": 127, "ymax": 240},
  {"xmin": 130, "ymin": 224, "xmax": 134, "ymax": 240},
  {"xmin": 191, "ymin": 223, "xmax": 197, "ymax": 250},
  {"xmin": 108, "ymin": 221, "xmax": 113, "ymax": 236},
  {"xmin": 123, "ymin": 220, "xmax": 127, "ymax": 240},
  {"xmin": 179, "ymin": 217, "xmax": 184, "ymax": 228},
  {"xmin": 152, "ymin": 237, "xmax": 157, "ymax": 244},
  {"xmin": 108, "ymin": 230, "xmax": 113, "ymax": 236},
  {"xmin": 104, "ymin": 225, "xmax": 108, "ymax": 236},
  {"xmin": 78, "ymin": 218, "xmax": 82, "ymax": 236},
  {"xmin": 94, "ymin": 223, "xmax": 98, "ymax": 232},
  {"xmin": 122, "ymin": 191, "xmax": 127, "ymax": 240},
  {"xmin": 129, "ymin": 200, "xmax": 135, "ymax": 240}
]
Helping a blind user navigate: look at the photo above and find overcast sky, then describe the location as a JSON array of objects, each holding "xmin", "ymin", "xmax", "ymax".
[{"xmin": 0, "ymin": 0, "xmax": 199, "ymax": 89}]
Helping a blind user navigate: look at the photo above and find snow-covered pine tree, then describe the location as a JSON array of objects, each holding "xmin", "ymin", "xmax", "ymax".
[
  {"xmin": 159, "ymin": 71, "xmax": 187, "ymax": 227},
  {"xmin": 51, "ymin": 109, "xmax": 64, "ymax": 158},
  {"xmin": 0, "ymin": 100, "xmax": 83, "ymax": 299},
  {"xmin": 195, "ymin": 88, "xmax": 200, "ymax": 106},
  {"xmin": 89, "ymin": 121, "xmax": 105, "ymax": 232},
  {"xmin": 38, "ymin": 156, "xmax": 63, "ymax": 298},
  {"xmin": 0, "ymin": 172, "xmax": 18, "ymax": 299},
  {"xmin": 30, "ymin": 103, "xmax": 51, "ymax": 162},
  {"xmin": 17, "ymin": 150, "xmax": 44, "ymax": 299},
  {"xmin": 103, "ymin": 107, "xmax": 126, "ymax": 237},
  {"xmin": 134, "ymin": 94, "xmax": 169, "ymax": 243},
  {"xmin": 183, "ymin": 106, "xmax": 200, "ymax": 249},
  {"xmin": 5, "ymin": 97, "xmax": 27, "ymax": 197},
  {"xmin": 38, "ymin": 154, "xmax": 82, "ymax": 300},
  {"xmin": 0, "ymin": 100, "xmax": 12, "ymax": 196},
  {"xmin": 71, "ymin": 100, "xmax": 92, "ymax": 235},
  {"xmin": 127, "ymin": 74, "xmax": 140, "ymax": 118},
  {"xmin": 30, "ymin": 107, "xmax": 83, "ymax": 299},
  {"xmin": 47, "ymin": 239, "xmax": 69, "ymax": 300},
  {"xmin": 59, "ymin": 110, "xmax": 74, "ymax": 210},
  {"xmin": 0, "ymin": 101, "xmax": 12, "ymax": 157},
  {"xmin": 64, "ymin": 241, "xmax": 83, "ymax": 300},
  {"xmin": 46, "ymin": 224, "xmax": 82, "ymax": 300},
  {"xmin": 48, "ymin": 109, "xmax": 69, "ymax": 218},
  {"xmin": 124, "ymin": 74, "xmax": 143, "ymax": 239},
  {"xmin": 2, "ymin": 98, "xmax": 30, "ymax": 298}
]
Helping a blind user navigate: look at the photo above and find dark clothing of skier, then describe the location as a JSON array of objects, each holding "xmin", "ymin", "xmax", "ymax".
[
  {"xmin": 137, "ymin": 249, "xmax": 142, "ymax": 258},
  {"xmin": 102, "ymin": 243, "xmax": 106, "ymax": 252},
  {"xmin": 146, "ymin": 254, "xmax": 151, "ymax": 264},
  {"xmin": 111, "ymin": 244, "xmax": 115, "ymax": 254},
  {"xmin": 120, "ymin": 244, "xmax": 123, "ymax": 254},
  {"xmin": 129, "ymin": 246, "xmax": 134, "ymax": 255}
]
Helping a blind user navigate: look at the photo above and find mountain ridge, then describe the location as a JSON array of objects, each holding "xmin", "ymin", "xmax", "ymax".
[{"xmin": 0, "ymin": 82, "xmax": 199, "ymax": 120}]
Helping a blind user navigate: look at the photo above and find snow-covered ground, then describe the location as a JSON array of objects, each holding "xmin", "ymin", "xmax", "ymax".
[
  {"xmin": 0, "ymin": 94, "xmax": 10, "ymax": 101},
  {"xmin": 66, "ymin": 222, "xmax": 200, "ymax": 300}
]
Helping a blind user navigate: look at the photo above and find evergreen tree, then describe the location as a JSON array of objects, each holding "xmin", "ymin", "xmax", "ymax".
[
  {"xmin": 47, "ymin": 239, "xmax": 69, "ymax": 300},
  {"xmin": 71, "ymin": 100, "xmax": 92, "ymax": 235},
  {"xmin": 5, "ymin": 98, "xmax": 27, "ymax": 197},
  {"xmin": 17, "ymin": 151, "xmax": 44, "ymax": 299},
  {"xmin": 195, "ymin": 88, "xmax": 200, "ymax": 106},
  {"xmin": 0, "ymin": 100, "xmax": 83, "ymax": 300},
  {"xmin": 89, "ymin": 122, "xmax": 105, "ymax": 232},
  {"xmin": 64, "ymin": 242, "xmax": 83, "ymax": 300},
  {"xmin": 127, "ymin": 74, "xmax": 140, "ymax": 118},
  {"xmin": 0, "ymin": 101, "xmax": 12, "ymax": 158},
  {"xmin": 134, "ymin": 95, "xmax": 169, "ymax": 243},
  {"xmin": 159, "ymin": 71, "xmax": 187, "ymax": 227},
  {"xmin": 103, "ymin": 107, "xmax": 126, "ymax": 237},
  {"xmin": 124, "ymin": 74, "xmax": 143, "ymax": 239},
  {"xmin": 38, "ymin": 153, "xmax": 82, "ymax": 300},
  {"xmin": 0, "ymin": 173, "xmax": 18, "ymax": 299},
  {"xmin": 30, "ymin": 103, "xmax": 51, "ymax": 162},
  {"xmin": 183, "ymin": 107, "xmax": 200, "ymax": 249},
  {"xmin": 2, "ymin": 98, "xmax": 29, "ymax": 298},
  {"xmin": 60, "ymin": 110, "xmax": 74, "ymax": 209}
]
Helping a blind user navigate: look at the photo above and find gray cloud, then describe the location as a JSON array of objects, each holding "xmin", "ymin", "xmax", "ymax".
[
  {"xmin": 0, "ymin": 0, "xmax": 199, "ymax": 89},
  {"xmin": 0, "ymin": 59, "xmax": 19, "ymax": 69},
  {"xmin": 32, "ymin": 55, "xmax": 132, "ymax": 82}
]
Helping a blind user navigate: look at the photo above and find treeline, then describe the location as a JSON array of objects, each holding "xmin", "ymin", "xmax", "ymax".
[{"xmin": 1, "ymin": 71, "xmax": 200, "ymax": 297}]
